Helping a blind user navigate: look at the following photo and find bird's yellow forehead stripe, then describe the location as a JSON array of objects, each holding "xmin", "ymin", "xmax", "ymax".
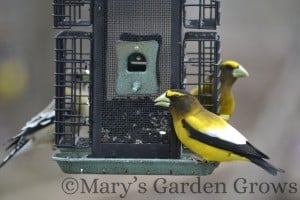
[
  {"xmin": 221, "ymin": 60, "xmax": 240, "ymax": 68},
  {"xmin": 166, "ymin": 90, "xmax": 185, "ymax": 97}
]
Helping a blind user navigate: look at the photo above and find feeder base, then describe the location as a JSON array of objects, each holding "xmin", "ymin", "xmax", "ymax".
[{"xmin": 52, "ymin": 150, "xmax": 218, "ymax": 175}]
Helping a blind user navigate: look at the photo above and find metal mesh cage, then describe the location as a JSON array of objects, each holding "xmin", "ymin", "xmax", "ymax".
[
  {"xmin": 53, "ymin": 0, "xmax": 91, "ymax": 29},
  {"xmin": 54, "ymin": 31, "xmax": 91, "ymax": 148},
  {"xmin": 91, "ymin": 0, "xmax": 181, "ymax": 158},
  {"xmin": 103, "ymin": 0, "xmax": 172, "ymax": 144},
  {"xmin": 183, "ymin": 0, "xmax": 220, "ymax": 29},
  {"xmin": 182, "ymin": 32, "xmax": 221, "ymax": 114}
]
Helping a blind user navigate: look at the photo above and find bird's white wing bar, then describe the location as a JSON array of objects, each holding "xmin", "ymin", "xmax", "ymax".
[
  {"xmin": 203, "ymin": 124, "xmax": 247, "ymax": 145},
  {"xmin": 21, "ymin": 110, "xmax": 55, "ymax": 131}
]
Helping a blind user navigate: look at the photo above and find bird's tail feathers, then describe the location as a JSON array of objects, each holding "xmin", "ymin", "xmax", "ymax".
[
  {"xmin": 0, "ymin": 138, "xmax": 31, "ymax": 168},
  {"xmin": 249, "ymin": 157, "xmax": 285, "ymax": 176},
  {"xmin": 9, "ymin": 129, "xmax": 26, "ymax": 141},
  {"xmin": 246, "ymin": 142, "xmax": 269, "ymax": 159},
  {"xmin": 4, "ymin": 129, "xmax": 27, "ymax": 151},
  {"xmin": 5, "ymin": 138, "xmax": 20, "ymax": 151}
]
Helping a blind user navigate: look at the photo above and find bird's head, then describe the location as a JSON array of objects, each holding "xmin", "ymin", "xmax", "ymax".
[
  {"xmin": 155, "ymin": 89, "xmax": 201, "ymax": 117},
  {"xmin": 220, "ymin": 60, "xmax": 249, "ymax": 79}
]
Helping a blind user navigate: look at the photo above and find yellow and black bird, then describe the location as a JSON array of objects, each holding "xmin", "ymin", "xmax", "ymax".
[
  {"xmin": 154, "ymin": 89, "xmax": 284, "ymax": 175},
  {"xmin": 190, "ymin": 60, "xmax": 249, "ymax": 121}
]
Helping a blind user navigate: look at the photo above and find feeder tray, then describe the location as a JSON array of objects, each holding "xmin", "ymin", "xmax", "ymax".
[{"xmin": 53, "ymin": 150, "xmax": 218, "ymax": 175}]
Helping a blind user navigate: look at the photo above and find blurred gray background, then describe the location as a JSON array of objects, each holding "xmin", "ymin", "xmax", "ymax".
[{"xmin": 0, "ymin": 0, "xmax": 300, "ymax": 199}]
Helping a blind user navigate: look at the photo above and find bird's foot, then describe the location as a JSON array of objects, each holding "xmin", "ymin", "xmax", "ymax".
[{"xmin": 190, "ymin": 154, "xmax": 205, "ymax": 164}]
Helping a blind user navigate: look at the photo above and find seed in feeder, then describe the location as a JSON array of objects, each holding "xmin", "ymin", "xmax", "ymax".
[
  {"xmin": 159, "ymin": 130, "xmax": 167, "ymax": 135},
  {"xmin": 135, "ymin": 139, "xmax": 143, "ymax": 144}
]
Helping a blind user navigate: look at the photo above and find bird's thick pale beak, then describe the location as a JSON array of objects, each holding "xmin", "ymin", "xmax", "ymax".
[
  {"xmin": 154, "ymin": 92, "xmax": 170, "ymax": 107},
  {"xmin": 233, "ymin": 65, "xmax": 249, "ymax": 78}
]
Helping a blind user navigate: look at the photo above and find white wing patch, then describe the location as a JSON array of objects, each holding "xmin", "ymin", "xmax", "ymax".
[
  {"xmin": 201, "ymin": 124, "xmax": 248, "ymax": 145},
  {"xmin": 22, "ymin": 110, "xmax": 55, "ymax": 130}
]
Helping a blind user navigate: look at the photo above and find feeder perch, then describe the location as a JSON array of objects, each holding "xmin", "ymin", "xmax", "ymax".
[{"xmin": 52, "ymin": 0, "xmax": 221, "ymax": 175}]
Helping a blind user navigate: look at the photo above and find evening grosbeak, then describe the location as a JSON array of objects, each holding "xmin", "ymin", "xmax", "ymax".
[
  {"xmin": 154, "ymin": 89, "xmax": 284, "ymax": 175},
  {"xmin": 190, "ymin": 60, "xmax": 249, "ymax": 121},
  {"xmin": 0, "ymin": 71, "xmax": 89, "ymax": 168}
]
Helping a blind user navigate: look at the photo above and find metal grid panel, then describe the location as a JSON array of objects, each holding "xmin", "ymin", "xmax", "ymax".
[
  {"xmin": 54, "ymin": 31, "xmax": 91, "ymax": 148},
  {"xmin": 97, "ymin": 0, "xmax": 173, "ymax": 145},
  {"xmin": 182, "ymin": 32, "xmax": 221, "ymax": 113},
  {"xmin": 53, "ymin": 0, "xmax": 91, "ymax": 29},
  {"xmin": 183, "ymin": 0, "xmax": 220, "ymax": 29}
]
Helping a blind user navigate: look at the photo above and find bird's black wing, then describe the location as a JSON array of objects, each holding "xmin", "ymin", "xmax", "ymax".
[
  {"xmin": 1, "ymin": 105, "xmax": 55, "ymax": 168},
  {"xmin": 5, "ymin": 109, "xmax": 55, "ymax": 150},
  {"xmin": 0, "ymin": 137, "xmax": 30, "ymax": 168},
  {"xmin": 182, "ymin": 119, "xmax": 269, "ymax": 159}
]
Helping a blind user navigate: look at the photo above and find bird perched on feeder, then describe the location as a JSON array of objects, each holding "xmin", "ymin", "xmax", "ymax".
[
  {"xmin": 190, "ymin": 60, "xmax": 249, "ymax": 121},
  {"xmin": 0, "ymin": 71, "xmax": 90, "ymax": 168},
  {"xmin": 154, "ymin": 89, "xmax": 284, "ymax": 175}
]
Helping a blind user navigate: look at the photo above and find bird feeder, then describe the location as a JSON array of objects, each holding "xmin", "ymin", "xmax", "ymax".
[{"xmin": 52, "ymin": 0, "xmax": 221, "ymax": 175}]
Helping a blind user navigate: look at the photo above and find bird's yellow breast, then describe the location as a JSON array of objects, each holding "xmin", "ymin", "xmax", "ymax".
[{"xmin": 219, "ymin": 88, "xmax": 235, "ymax": 116}]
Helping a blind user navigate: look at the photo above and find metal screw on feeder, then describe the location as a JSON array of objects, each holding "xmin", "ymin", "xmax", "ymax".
[
  {"xmin": 132, "ymin": 81, "xmax": 141, "ymax": 92},
  {"xmin": 134, "ymin": 45, "xmax": 140, "ymax": 50}
]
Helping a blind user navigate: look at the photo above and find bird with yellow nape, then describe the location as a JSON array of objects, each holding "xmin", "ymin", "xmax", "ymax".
[
  {"xmin": 154, "ymin": 89, "xmax": 284, "ymax": 176},
  {"xmin": 190, "ymin": 60, "xmax": 249, "ymax": 121}
]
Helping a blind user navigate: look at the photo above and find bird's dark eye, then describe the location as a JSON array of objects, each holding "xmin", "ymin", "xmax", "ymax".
[
  {"xmin": 169, "ymin": 94, "xmax": 181, "ymax": 101},
  {"xmin": 225, "ymin": 64, "xmax": 235, "ymax": 69}
]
